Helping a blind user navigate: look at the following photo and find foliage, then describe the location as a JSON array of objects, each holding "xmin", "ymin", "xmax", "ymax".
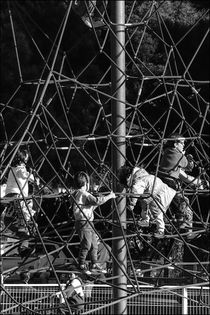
[{"xmin": 0, "ymin": 0, "xmax": 209, "ymax": 141}]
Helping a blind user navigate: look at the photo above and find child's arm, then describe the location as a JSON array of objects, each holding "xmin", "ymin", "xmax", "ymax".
[
  {"xmin": 128, "ymin": 181, "xmax": 145, "ymax": 211},
  {"xmin": 17, "ymin": 166, "xmax": 35, "ymax": 182},
  {"xmin": 65, "ymin": 284, "xmax": 75, "ymax": 298},
  {"xmin": 179, "ymin": 169, "xmax": 203, "ymax": 187},
  {"xmin": 86, "ymin": 191, "xmax": 116, "ymax": 206}
]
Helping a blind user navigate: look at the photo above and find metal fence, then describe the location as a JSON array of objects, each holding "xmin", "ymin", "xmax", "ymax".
[{"xmin": 1, "ymin": 284, "xmax": 209, "ymax": 314}]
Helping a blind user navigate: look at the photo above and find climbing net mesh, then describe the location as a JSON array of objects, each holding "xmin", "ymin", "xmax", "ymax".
[{"xmin": 0, "ymin": 0, "xmax": 209, "ymax": 313}]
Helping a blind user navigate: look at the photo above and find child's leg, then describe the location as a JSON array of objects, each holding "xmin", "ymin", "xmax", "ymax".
[
  {"xmin": 18, "ymin": 200, "xmax": 30, "ymax": 235},
  {"xmin": 90, "ymin": 230, "xmax": 98, "ymax": 265},
  {"xmin": 20, "ymin": 199, "xmax": 35, "ymax": 222},
  {"xmin": 172, "ymin": 193, "xmax": 193, "ymax": 234},
  {"xmin": 19, "ymin": 199, "xmax": 37, "ymax": 234},
  {"xmin": 76, "ymin": 222, "xmax": 92, "ymax": 266},
  {"xmin": 3, "ymin": 193, "xmax": 19, "ymax": 233},
  {"xmin": 154, "ymin": 212, "xmax": 165, "ymax": 234},
  {"xmin": 79, "ymin": 230, "xmax": 92, "ymax": 265},
  {"xmin": 140, "ymin": 200, "xmax": 150, "ymax": 220},
  {"xmin": 137, "ymin": 200, "xmax": 150, "ymax": 227},
  {"xmin": 179, "ymin": 196, "xmax": 193, "ymax": 232}
]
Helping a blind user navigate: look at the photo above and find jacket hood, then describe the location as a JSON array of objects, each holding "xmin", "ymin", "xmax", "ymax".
[{"xmin": 127, "ymin": 167, "xmax": 149, "ymax": 186}]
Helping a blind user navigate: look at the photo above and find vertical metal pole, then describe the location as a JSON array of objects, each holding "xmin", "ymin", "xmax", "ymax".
[
  {"xmin": 182, "ymin": 287, "xmax": 188, "ymax": 315},
  {"xmin": 111, "ymin": 1, "xmax": 127, "ymax": 314}
]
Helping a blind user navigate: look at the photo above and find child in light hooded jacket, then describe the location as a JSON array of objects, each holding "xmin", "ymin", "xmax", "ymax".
[{"xmin": 118, "ymin": 166, "xmax": 176, "ymax": 237}]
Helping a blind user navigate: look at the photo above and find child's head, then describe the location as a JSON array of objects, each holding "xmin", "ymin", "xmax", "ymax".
[
  {"xmin": 74, "ymin": 171, "xmax": 90, "ymax": 190},
  {"xmin": 12, "ymin": 149, "xmax": 29, "ymax": 166},
  {"xmin": 118, "ymin": 165, "xmax": 148, "ymax": 187},
  {"xmin": 164, "ymin": 133, "xmax": 185, "ymax": 148},
  {"xmin": 117, "ymin": 165, "xmax": 132, "ymax": 187},
  {"xmin": 67, "ymin": 272, "xmax": 76, "ymax": 283}
]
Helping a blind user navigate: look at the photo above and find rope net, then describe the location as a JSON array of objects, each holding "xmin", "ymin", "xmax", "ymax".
[{"xmin": 0, "ymin": 1, "xmax": 209, "ymax": 313}]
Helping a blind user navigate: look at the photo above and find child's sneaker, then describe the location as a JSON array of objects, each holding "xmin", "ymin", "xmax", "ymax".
[
  {"xmin": 138, "ymin": 218, "xmax": 150, "ymax": 227},
  {"xmin": 79, "ymin": 264, "xmax": 91, "ymax": 275},
  {"xmin": 186, "ymin": 231, "xmax": 201, "ymax": 241},
  {"xmin": 91, "ymin": 263, "xmax": 107, "ymax": 273},
  {"xmin": 154, "ymin": 231, "xmax": 165, "ymax": 239},
  {"xmin": 81, "ymin": 16, "xmax": 105, "ymax": 28},
  {"xmin": 81, "ymin": 16, "xmax": 92, "ymax": 28},
  {"xmin": 92, "ymin": 19, "xmax": 105, "ymax": 28}
]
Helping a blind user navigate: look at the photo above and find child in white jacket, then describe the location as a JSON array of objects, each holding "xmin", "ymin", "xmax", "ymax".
[{"xmin": 4, "ymin": 149, "xmax": 38, "ymax": 257}]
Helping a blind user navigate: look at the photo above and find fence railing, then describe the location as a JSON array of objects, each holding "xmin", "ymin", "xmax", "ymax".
[{"xmin": 1, "ymin": 284, "xmax": 209, "ymax": 315}]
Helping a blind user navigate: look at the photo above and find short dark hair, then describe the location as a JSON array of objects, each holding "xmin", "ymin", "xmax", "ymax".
[
  {"xmin": 74, "ymin": 171, "xmax": 89, "ymax": 188},
  {"xmin": 117, "ymin": 165, "xmax": 132, "ymax": 187},
  {"xmin": 11, "ymin": 149, "xmax": 29, "ymax": 166},
  {"xmin": 164, "ymin": 133, "xmax": 185, "ymax": 148}
]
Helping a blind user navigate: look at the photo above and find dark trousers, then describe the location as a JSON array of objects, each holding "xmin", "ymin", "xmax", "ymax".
[
  {"xmin": 160, "ymin": 178, "xmax": 193, "ymax": 230},
  {"xmin": 75, "ymin": 221, "xmax": 98, "ymax": 265},
  {"xmin": 171, "ymin": 192, "xmax": 193, "ymax": 228}
]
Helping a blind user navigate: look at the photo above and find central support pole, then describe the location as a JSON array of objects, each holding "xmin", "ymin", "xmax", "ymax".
[{"xmin": 111, "ymin": 1, "xmax": 127, "ymax": 314}]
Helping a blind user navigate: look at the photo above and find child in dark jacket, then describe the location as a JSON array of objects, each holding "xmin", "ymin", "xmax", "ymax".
[{"xmin": 158, "ymin": 133, "xmax": 204, "ymax": 235}]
